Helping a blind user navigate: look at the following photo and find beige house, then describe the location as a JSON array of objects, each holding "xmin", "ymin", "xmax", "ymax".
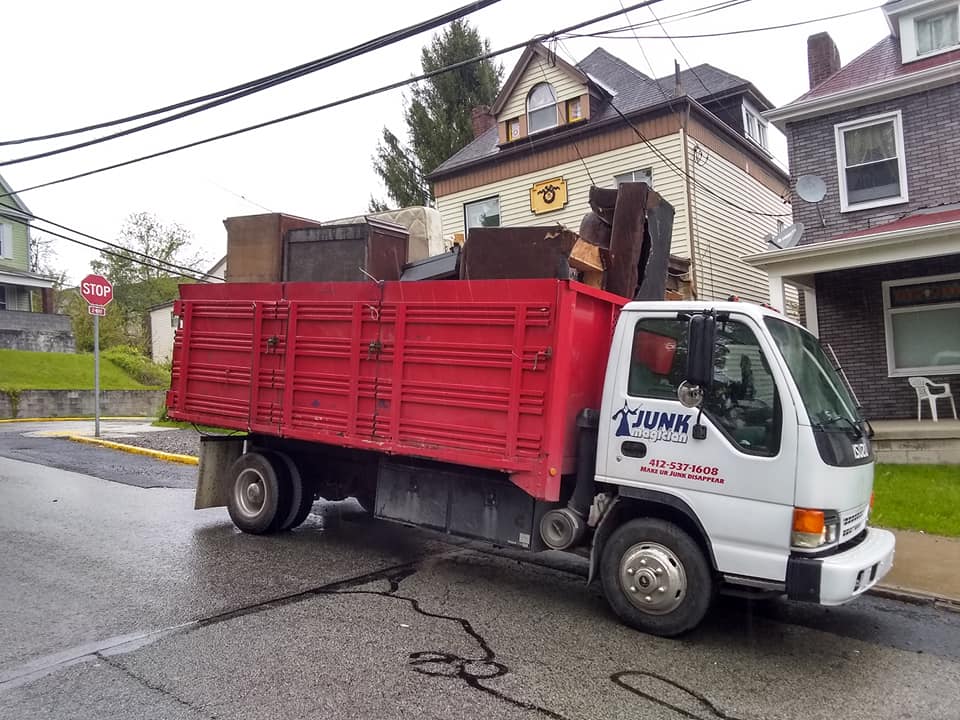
[{"xmin": 429, "ymin": 44, "xmax": 791, "ymax": 303}]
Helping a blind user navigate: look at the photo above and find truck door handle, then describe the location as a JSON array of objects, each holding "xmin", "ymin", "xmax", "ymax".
[{"xmin": 621, "ymin": 441, "xmax": 646, "ymax": 458}]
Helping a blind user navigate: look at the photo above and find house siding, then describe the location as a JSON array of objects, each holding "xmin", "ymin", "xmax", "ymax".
[
  {"xmin": 787, "ymin": 83, "xmax": 960, "ymax": 246},
  {"xmin": 497, "ymin": 57, "xmax": 585, "ymax": 124},
  {"xmin": 685, "ymin": 135, "xmax": 790, "ymax": 303},
  {"xmin": 816, "ymin": 256, "xmax": 960, "ymax": 420},
  {"xmin": 436, "ymin": 133, "xmax": 691, "ymax": 259},
  {"xmin": 0, "ymin": 218, "xmax": 30, "ymax": 272}
]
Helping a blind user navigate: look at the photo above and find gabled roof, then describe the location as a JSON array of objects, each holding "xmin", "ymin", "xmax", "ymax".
[
  {"xmin": 800, "ymin": 36, "xmax": 960, "ymax": 101},
  {"xmin": 431, "ymin": 46, "xmax": 769, "ymax": 178},
  {"xmin": 491, "ymin": 43, "xmax": 590, "ymax": 116},
  {"xmin": 767, "ymin": 34, "xmax": 960, "ymax": 127},
  {"xmin": 0, "ymin": 172, "xmax": 32, "ymax": 218}
]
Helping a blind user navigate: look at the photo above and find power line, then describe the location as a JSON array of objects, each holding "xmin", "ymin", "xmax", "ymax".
[
  {"xmin": 0, "ymin": 0, "xmax": 501, "ymax": 150},
  {"xmin": 0, "ymin": 0, "xmax": 502, "ymax": 167},
  {"xmin": 0, "ymin": 0, "xmax": 668, "ymax": 201},
  {"xmin": 0, "ymin": 202, "xmax": 221, "ymax": 281},
  {"xmin": 616, "ymin": 0, "xmax": 675, "ymax": 106},
  {"xmin": 549, "ymin": 42, "xmax": 790, "ymax": 218},
  {"xmin": 3, "ymin": 216, "xmax": 210, "ymax": 283},
  {"xmin": 646, "ymin": 5, "xmax": 713, "ymax": 104},
  {"xmin": 565, "ymin": 5, "xmax": 882, "ymax": 40}
]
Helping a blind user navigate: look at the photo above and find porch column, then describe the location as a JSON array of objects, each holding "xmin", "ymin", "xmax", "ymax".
[
  {"xmin": 802, "ymin": 286, "xmax": 819, "ymax": 337},
  {"xmin": 767, "ymin": 273, "xmax": 786, "ymax": 312}
]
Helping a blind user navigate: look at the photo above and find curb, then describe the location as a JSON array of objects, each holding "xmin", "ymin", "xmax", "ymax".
[
  {"xmin": 66, "ymin": 435, "xmax": 199, "ymax": 466},
  {"xmin": 0, "ymin": 416, "xmax": 152, "ymax": 424},
  {"xmin": 870, "ymin": 584, "xmax": 960, "ymax": 610}
]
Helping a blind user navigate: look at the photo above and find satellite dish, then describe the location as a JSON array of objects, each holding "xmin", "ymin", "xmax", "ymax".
[
  {"xmin": 796, "ymin": 175, "xmax": 827, "ymax": 203},
  {"xmin": 767, "ymin": 222, "xmax": 804, "ymax": 250}
]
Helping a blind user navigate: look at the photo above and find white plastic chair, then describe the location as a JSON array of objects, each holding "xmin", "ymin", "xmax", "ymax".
[{"xmin": 908, "ymin": 377, "xmax": 958, "ymax": 422}]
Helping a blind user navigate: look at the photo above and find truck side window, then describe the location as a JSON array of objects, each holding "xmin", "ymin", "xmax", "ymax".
[{"xmin": 628, "ymin": 318, "xmax": 781, "ymax": 457}]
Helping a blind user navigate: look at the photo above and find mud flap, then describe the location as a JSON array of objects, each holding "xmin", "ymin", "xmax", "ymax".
[
  {"xmin": 195, "ymin": 436, "xmax": 245, "ymax": 509},
  {"xmin": 587, "ymin": 496, "xmax": 622, "ymax": 585}
]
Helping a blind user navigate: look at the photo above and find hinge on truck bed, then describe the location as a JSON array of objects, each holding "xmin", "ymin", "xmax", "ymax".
[{"xmin": 368, "ymin": 339, "xmax": 383, "ymax": 357}]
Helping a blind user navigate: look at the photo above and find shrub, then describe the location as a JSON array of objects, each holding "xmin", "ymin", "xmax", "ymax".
[{"xmin": 102, "ymin": 346, "xmax": 171, "ymax": 387}]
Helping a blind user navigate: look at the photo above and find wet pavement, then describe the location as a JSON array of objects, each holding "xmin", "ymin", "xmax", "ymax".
[{"xmin": 1, "ymin": 423, "xmax": 960, "ymax": 719}]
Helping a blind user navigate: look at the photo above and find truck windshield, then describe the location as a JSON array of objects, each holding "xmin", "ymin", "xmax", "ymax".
[{"xmin": 764, "ymin": 317, "xmax": 861, "ymax": 429}]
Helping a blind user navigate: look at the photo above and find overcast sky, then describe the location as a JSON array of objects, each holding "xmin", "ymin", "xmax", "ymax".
[{"xmin": 4, "ymin": 0, "xmax": 888, "ymax": 282}]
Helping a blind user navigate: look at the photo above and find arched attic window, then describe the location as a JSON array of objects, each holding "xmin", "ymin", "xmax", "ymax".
[{"xmin": 527, "ymin": 82, "xmax": 558, "ymax": 134}]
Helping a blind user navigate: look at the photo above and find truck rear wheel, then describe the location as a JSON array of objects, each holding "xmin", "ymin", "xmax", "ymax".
[
  {"xmin": 275, "ymin": 453, "xmax": 315, "ymax": 531},
  {"xmin": 226, "ymin": 452, "xmax": 291, "ymax": 534},
  {"xmin": 600, "ymin": 518, "xmax": 713, "ymax": 637}
]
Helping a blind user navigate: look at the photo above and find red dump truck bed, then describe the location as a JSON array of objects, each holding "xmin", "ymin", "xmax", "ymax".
[{"xmin": 167, "ymin": 279, "xmax": 625, "ymax": 501}]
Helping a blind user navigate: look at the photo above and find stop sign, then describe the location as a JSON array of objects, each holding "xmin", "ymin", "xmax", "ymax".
[{"xmin": 80, "ymin": 274, "xmax": 113, "ymax": 306}]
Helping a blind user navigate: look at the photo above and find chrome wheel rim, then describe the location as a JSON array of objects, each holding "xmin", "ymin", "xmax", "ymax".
[
  {"xmin": 619, "ymin": 542, "xmax": 687, "ymax": 615},
  {"xmin": 235, "ymin": 468, "xmax": 267, "ymax": 519}
]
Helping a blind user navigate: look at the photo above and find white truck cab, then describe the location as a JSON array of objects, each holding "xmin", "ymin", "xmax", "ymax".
[{"xmin": 590, "ymin": 301, "xmax": 895, "ymax": 634}]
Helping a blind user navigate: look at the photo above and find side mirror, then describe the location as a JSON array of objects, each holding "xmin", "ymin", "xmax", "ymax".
[{"xmin": 685, "ymin": 313, "xmax": 716, "ymax": 388}]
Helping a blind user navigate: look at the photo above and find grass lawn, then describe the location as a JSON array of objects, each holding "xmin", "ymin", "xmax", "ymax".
[
  {"xmin": 0, "ymin": 348, "xmax": 165, "ymax": 391},
  {"xmin": 872, "ymin": 464, "xmax": 960, "ymax": 537}
]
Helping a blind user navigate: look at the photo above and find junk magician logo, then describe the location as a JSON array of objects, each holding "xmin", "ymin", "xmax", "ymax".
[{"xmin": 612, "ymin": 401, "xmax": 691, "ymax": 444}]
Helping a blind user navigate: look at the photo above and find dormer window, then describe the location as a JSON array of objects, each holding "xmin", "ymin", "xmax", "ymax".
[
  {"xmin": 527, "ymin": 83, "xmax": 558, "ymax": 134},
  {"xmin": 742, "ymin": 101, "xmax": 769, "ymax": 149},
  {"xmin": 916, "ymin": 7, "xmax": 959, "ymax": 54},
  {"xmin": 895, "ymin": 2, "xmax": 960, "ymax": 61}
]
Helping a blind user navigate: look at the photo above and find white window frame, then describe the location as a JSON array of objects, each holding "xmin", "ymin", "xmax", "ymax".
[
  {"xmin": 0, "ymin": 223, "xmax": 11, "ymax": 259},
  {"xmin": 898, "ymin": 2, "xmax": 960, "ymax": 61},
  {"xmin": 526, "ymin": 82, "xmax": 558, "ymax": 135},
  {"xmin": 834, "ymin": 110, "xmax": 909, "ymax": 213},
  {"xmin": 463, "ymin": 195, "xmax": 501, "ymax": 232},
  {"xmin": 882, "ymin": 271, "xmax": 960, "ymax": 377},
  {"xmin": 613, "ymin": 168, "xmax": 653, "ymax": 188},
  {"xmin": 741, "ymin": 100, "xmax": 769, "ymax": 149}
]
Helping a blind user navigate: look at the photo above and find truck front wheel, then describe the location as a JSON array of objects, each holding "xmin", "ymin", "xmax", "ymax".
[
  {"xmin": 226, "ymin": 452, "xmax": 290, "ymax": 534},
  {"xmin": 600, "ymin": 518, "xmax": 713, "ymax": 637}
]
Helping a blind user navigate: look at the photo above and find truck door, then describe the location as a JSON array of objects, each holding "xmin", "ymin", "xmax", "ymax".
[{"xmin": 598, "ymin": 311, "xmax": 799, "ymax": 583}]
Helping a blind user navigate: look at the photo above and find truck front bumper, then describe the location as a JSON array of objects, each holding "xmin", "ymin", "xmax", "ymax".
[{"xmin": 786, "ymin": 527, "xmax": 896, "ymax": 605}]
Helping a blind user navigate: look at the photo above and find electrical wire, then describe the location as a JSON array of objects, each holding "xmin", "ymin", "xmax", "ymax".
[
  {"xmin": 0, "ymin": 202, "xmax": 222, "ymax": 281},
  {"xmin": 646, "ymin": 5, "xmax": 713, "ymax": 103},
  {"xmin": 0, "ymin": 0, "xmax": 501, "ymax": 149},
  {"xmin": 0, "ymin": 212, "xmax": 211, "ymax": 283},
  {"xmin": 548, "ymin": 42, "xmax": 790, "ymax": 219},
  {"xmin": 565, "ymin": 4, "xmax": 882, "ymax": 40},
  {"xmin": 0, "ymin": 0, "xmax": 669, "ymax": 201}
]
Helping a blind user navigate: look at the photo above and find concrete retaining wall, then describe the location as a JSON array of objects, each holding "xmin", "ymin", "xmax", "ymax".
[
  {"xmin": 0, "ymin": 390, "xmax": 165, "ymax": 419},
  {"xmin": 0, "ymin": 310, "xmax": 75, "ymax": 353},
  {"xmin": 874, "ymin": 438, "xmax": 960, "ymax": 465}
]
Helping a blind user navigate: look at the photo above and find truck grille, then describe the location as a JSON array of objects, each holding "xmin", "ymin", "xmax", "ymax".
[{"xmin": 841, "ymin": 505, "xmax": 868, "ymax": 539}]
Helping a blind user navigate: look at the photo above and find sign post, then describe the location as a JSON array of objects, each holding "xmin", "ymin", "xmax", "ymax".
[{"xmin": 80, "ymin": 274, "xmax": 114, "ymax": 437}]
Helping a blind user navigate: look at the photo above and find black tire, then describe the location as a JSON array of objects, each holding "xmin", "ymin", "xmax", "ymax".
[
  {"xmin": 275, "ymin": 453, "xmax": 315, "ymax": 531},
  {"xmin": 600, "ymin": 518, "xmax": 713, "ymax": 637},
  {"xmin": 226, "ymin": 451, "xmax": 291, "ymax": 534}
]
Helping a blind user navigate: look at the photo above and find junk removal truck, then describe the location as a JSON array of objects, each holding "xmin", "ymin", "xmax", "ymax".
[{"xmin": 167, "ymin": 184, "xmax": 895, "ymax": 636}]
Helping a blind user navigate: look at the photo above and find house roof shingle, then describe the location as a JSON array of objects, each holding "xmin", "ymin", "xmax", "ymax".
[
  {"xmin": 832, "ymin": 207, "xmax": 960, "ymax": 241},
  {"xmin": 430, "ymin": 45, "xmax": 766, "ymax": 178},
  {"xmin": 792, "ymin": 35, "xmax": 960, "ymax": 103}
]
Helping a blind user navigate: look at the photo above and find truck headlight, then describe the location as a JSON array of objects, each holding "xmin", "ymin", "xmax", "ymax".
[{"xmin": 792, "ymin": 508, "xmax": 840, "ymax": 549}]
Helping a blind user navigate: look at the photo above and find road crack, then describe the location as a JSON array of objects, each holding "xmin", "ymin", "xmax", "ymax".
[{"xmin": 94, "ymin": 652, "xmax": 218, "ymax": 720}]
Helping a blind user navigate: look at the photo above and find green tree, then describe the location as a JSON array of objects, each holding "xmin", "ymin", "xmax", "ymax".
[
  {"xmin": 371, "ymin": 20, "xmax": 502, "ymax": 209},
  {"xmin": 84, "ymin": 212, "xmax": 206, "ymax": 352}
]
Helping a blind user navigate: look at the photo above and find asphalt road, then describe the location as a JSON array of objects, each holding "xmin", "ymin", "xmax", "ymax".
[{"xmin": 1, "ymin": 425, "xmax": 959, "ymax": 719}]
